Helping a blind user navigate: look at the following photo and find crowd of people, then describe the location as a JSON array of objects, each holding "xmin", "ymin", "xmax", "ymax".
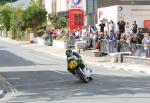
[{"xmin": 43, "ymin": 20, "xmax": 150, "ymax": 58}]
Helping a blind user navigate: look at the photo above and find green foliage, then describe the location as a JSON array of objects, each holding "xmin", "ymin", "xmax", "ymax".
[
  {"xmin": 10, "ymin": 7, "xmax": 24, "ymax": 39},
  {"xmin": 37, "ymin": 29, "xmax": 44, "ymax": 37},
  {"xmin": 0, "ymin": 0, "xmax": 18, "ymax": 5},
  {"xmin": 56, "ymin": 34, "xmax": 69, "ymax": 42},
  {"xmin": 31, "ymin": 0, "xmax": 43, "ymax": 6},
  {"xmin": 0, "ymin": 5, "xmax": 12, "ymax": 36},
  {"xmin": 49, "ymin": 16, "xmax": 68, "ymax": 29},
  {"xmin": 23, "ymin": 3, "xmax": 47, "ymax": 36},
  {"xmin": 0, "ymin": 2, "xmax": 47, "ymax": 40}
]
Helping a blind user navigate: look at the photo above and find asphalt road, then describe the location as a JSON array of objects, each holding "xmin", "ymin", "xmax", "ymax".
[{"xmin": 0, "ymin": 39, "xmax": 150, "ymax": 103}]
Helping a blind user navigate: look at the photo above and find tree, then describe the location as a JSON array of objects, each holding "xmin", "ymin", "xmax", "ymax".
[
  {"xmin": 0, "ymin": 0, "xmax": 18, "ymax": 5},
  {"xmin": 49, "ymin": 16, "xmax": 68, "ymax": 29},
  {"xmin": 10, "ymin": 7, "xmax": 24, "ymax": 39},
  {"xmin": 23, "ymin": 3, "xmax": 47, "ymax": 36},
  {"xmin": 0, "ymin": 5, "xmax": 12, "ymax": 37}
]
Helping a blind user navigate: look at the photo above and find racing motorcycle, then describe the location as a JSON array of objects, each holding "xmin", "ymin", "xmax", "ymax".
[{"xmin": 68, "ymin": 58, "xmax": 93, "ymax": 83}]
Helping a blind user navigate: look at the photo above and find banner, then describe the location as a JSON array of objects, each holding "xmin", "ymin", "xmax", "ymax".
[{"xmin": 69, "ymin": 0, "xmax": 83, "ymax": 9}]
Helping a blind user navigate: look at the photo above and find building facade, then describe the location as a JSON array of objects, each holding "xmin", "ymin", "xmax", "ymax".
[
  {"xmin": 44, "ymin": 0, "xmax": 150, "ymax": 26},
  {"xmin": 97, "ymin": 0, "xmax": 150, "ymax": 8}
]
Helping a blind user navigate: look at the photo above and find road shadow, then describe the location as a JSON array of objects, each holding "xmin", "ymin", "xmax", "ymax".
[
  {"xmin": 1, "ymin": 70, "xmax": 150, "ymax": 102},
  {"xmin": 0, "ymin": 46, "xmax": 6, "ymax": 49},
  {"xmin": 0, "ymin": 50, "xmax": 36, "ymax": 67}
]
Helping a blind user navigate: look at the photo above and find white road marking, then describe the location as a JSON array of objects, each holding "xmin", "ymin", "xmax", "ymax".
[
  {"xmin": 49, "ymin": 69, "xmax": 65, "ymax": 75},
  {"xmin": 0, "ymin": 74, "xmax": 18, "ymax": 93}
]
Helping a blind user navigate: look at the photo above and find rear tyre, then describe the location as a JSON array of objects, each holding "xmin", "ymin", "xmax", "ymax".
[
  {"xmin": 88, "ymin": 77, "xmax": 93, "ymax": 81},
  {"xmin": 76, "ymin": 69, "xmax": 88, "ymax": 83}
]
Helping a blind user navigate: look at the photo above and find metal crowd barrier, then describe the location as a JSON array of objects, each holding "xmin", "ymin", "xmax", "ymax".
[
  {"xmin": 67, "ymin": 35, "xmax": 76, "ymax": 48},
  {"xmin": 99, "ymin": 40, "xmax": 150, "ymax": 58},
  {"xmin": 68, "ymin": 36, "xmax": 150, "ymax": 58},
  {"xmin": 131, "ymin": 44, "xmax": 150, "ymax": 57}
]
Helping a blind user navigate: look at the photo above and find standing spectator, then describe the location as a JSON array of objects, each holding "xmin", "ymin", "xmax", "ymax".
[
  {"xmin": 120, "ymin": 33, "xmax": 127, "ymax": 52},
  {"xmin": 115, "ymin": 30, "xmax": 121, "ymax": 40},
  {"xmin": 75, "ymin": 28, "xmax": 81, "ymax": 39},
  {"xmin": 109, "ymin": 31, "xmax": 117, "ymax": 53},
  {"xmin": 95, "ymin": 32, "xmax": 101, "ymax": 50},
  {"xmin": 130, "ymin": 34, "xmax": 137, "ymax": 55},
  {"xmin": 99, "ymin": 20, "xmax": 106, "ymax": 33},
  {"xmin": 131, "ymin": 21, "xmax": 138, "ymax": 34},
  {"xmin": 68, "ymin": 30, "xmax": 76, "ymax": 48},
  {"xmin": 88, "ymin": 31, "xmax": 94, "ymax": 49},
  {"xmin": 135, "ymin": 31, "xmax": 144, "ymax": 56},
  {"xmin": 81, "ymin": 26, "xmax": 88, "ymax": 40},
  {"xmin": 103, "ymin": 31, "xmax": 110, "ymax": 53},
  {"xmin": 126, "ymin": 32, "xmax": 132, "ymax": 52},
  {"xmin": 142, "ymin": 33, "xmax": 150, "ymax": 57},
  {"xmin": 117, "ymin": 19, "xmax": 126, "ymax": 33},
  {"xmin": 115, "ymin": 31, "xmax": 122, "ymax": 52},
  {"xmin": 108, "ymin": 20, "xmax": 115, "ymax": 33},
  {"xmin": 104, "ymin": 31, "xmax": 109, "ymax": 40}
]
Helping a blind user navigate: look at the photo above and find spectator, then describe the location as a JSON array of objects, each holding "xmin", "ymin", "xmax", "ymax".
[
  {"xmin": 142, "ymin": 33, "xmax": 150, "ymax": 57},
  {"xmin": 109, "ymin": 31, "xmax": 117, "ymax": 53},
  {"xmin": 108, "ymin": 20, "xmax": 115, "ymax": 33},
  {"xmin": 81, "ymin": 26, "xmax": 88, "ymax": 40},
  {"xmin": 115, "ymin": 30, "xmax": 121, "ymax": 40},
  {"xmin": 117, "ymin": 19, "xmax": 126, "ymax": 33},
  {"xmin": 130, "ymin": 34, "xmax": 137, "ymax": 55},
  {"xmin": 115, "ymin": 31, "xmax": 122, "ymax": 52},
  {"xmin": 95, "ymin": 32, "xmax": 100, "ymax": 50},
  {"xmin": 131, "ymin": 21, "xmax": 138, "ymax": 34},
  {"xmin": 126, "ymin": 32, "xmax": 132, "ymax": 51},
  {"xmin": 75, "ymin": 28, "xmax": 81, "ymax": 39},
  {"xmin": 120, "ymin": 33, "xmax": 127, "ymax": 52},
  {"xmin": 103, "ymin": 31, "xmax": 110, "ymax": 53},
  {"xmin": 99, "ymin": 20, "xmax": 106, "ymax": 33},
  {"xmin": 135, "ymin": 31, "xmax": 144, "ymax": 56}
]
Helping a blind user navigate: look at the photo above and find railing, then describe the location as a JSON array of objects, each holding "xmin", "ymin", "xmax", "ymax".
[{"xmin": 100, "ymin": 39, "xmax": 150, "ymax": 57}]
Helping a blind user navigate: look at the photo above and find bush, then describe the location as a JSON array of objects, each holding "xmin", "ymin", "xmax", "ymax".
[
  {"xmin": 48, "ymin": 16, "xmax": 68, "ymax": 29},
  {"xmin": 0, "ymin": 5, "xmax": 12, "ymax": 37},
  {"xmin": 37, "ymin": 29, "xmax": 44, "ymax": 37},
  {"xmin": 56, "ymin": 34, "xmax": 69, "ymax": 42}
]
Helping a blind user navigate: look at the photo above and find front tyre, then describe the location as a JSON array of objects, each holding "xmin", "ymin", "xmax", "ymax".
[{"xmin": 75, "ymin": 69, "xmax": 88, "ymax": 83}]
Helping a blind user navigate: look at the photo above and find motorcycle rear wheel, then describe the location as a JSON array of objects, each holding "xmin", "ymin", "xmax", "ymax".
[{"xmin": 75, "ymin": 69, "xmax": 89, "ymax": 83}]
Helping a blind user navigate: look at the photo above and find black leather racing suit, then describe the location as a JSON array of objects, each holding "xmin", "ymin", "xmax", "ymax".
[{"xmin": 67, "ymin": 52, "xmax": 85, "ymax": 74}]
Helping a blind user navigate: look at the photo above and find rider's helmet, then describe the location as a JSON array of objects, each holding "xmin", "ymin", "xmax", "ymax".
[{"xmin": 66, "ymin": 48, "xmax": 73, "ymax": 57}]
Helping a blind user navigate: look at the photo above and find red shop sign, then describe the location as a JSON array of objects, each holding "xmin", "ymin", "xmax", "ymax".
[
  {"xmin": 144, "ymin": 20, "xmax": 150, "ymax": 30},
  {"xmin": 69, "ymin": 9, "xmax": 84, "ymax": 31}
]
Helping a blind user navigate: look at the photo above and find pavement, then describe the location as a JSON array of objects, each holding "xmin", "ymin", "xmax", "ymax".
[{"xmin": 0, "ymin": 37, "xmax": 150, "ymax": 74}]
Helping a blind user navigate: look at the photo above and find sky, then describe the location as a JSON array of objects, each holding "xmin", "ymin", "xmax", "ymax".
[{"xmin": 8, "ymin": 0, "xmax": 30, "ymax": 9}]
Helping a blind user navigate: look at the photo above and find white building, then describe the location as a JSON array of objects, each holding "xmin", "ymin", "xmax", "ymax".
[
  {"xmin": 44, "ymin": 0, "xmax": 53, "ymax": 14},
  {"xmin": 97, "ymin": 5, "xmax": 150, "ymax": 32}
]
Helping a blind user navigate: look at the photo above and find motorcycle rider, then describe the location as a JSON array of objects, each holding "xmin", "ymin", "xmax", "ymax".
[{"xmin": 65, "ymin": 48, "xmax": 93, "ymax": 80}]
